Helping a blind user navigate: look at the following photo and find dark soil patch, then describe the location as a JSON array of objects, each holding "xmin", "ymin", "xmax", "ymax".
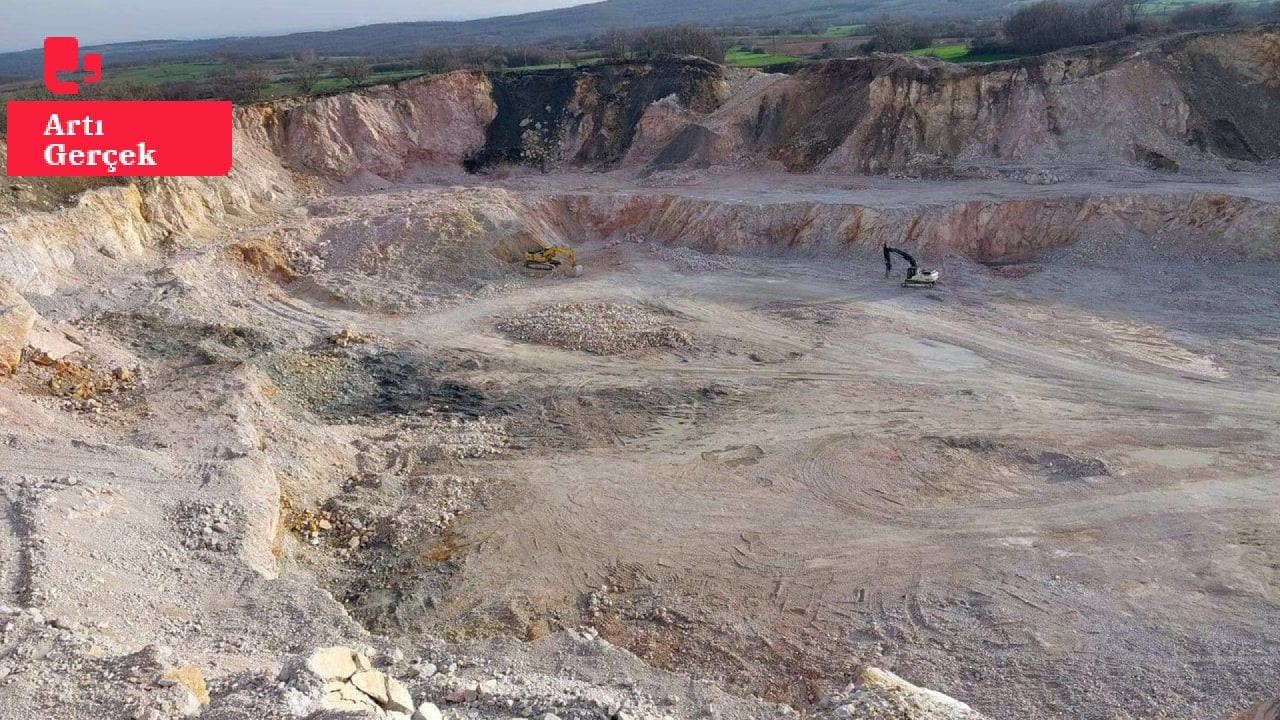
[
  {"xmin": 1175, "ymin": 50, "xmax": 1280, "ymax": 161},
  {"xmin": 504, "ymin": 383, "xmax": 739, "ymax": 450},
  {"xmin": 98, "ymin": 312, "xmax": 276, "ymax": 363},
  {"xmin": 468, "ymin": 59, "xmax": 724, "ymax": 171},
  {"xmin": 649, "ymin": 124, "xmax": 719, "ymax": 170},
  {"xmin": 259, "ymin": 350, "xmax": 503, "ymax": 422},
  {"xmin": 337, "ymin": 532, "xmax": 465, "ymax": 634},
  {"xmin": 932, "ymin": 435, "xmax": 1109, "ymax": 479}
]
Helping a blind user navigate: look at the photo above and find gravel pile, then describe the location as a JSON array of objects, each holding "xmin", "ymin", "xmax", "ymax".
[
  {"xmin": 497, "ymin": 303, "xmax": 692, "ymax": 355},
  {"xmin": 386, "ymin": 474, "xmax": 488, "ymax": 548},
  {"xmin": 173, "ymin": 501, "xmax": 243, "ymax": 553},
  {"xmin": 654, "ymin": 246, "xmax": 734, "ymax": 272},
  {"xmin": 417, "ymin": 417, "xmax": 508, "ymax": 460}
]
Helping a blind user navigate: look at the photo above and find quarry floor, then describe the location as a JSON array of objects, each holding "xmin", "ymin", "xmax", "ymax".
[{"xmin": 3, "ymin": 172, "xmax": 1279, "ymax": 720}]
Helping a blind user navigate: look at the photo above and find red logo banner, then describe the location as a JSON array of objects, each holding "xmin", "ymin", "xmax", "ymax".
[{"xmin": 5, "ymin": 100, "xmax": 233, "ymax": 177}]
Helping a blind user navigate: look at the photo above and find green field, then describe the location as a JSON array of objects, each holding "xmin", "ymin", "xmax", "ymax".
[
  {"xmin": 910, "ymin": 42, "xmax": 1024, "ymax": 63},
  {"xmin": 725, "ymin": 47, "xmax": 803, "ymax": 68},
  {"xmin": 910, "ymin": 43, "xmax": 971, "ymax": 60},
  {"xmin": 110, "ymin": 61, "xmax": 224, "ymax": 84},
  {"xmin": 505, "ymin": 57, "xmax": 605, "ymax": 73},
  {"xmin": 961, "ymin": 51, "xmax": 1026, "ymax": 63},
  {"xmin": 822, "ymin": 24, "xmax": 866, "ymax": 37},
  {"xmin": 263, "ymin": 68, "xmax": 429, "ymax": 96}
]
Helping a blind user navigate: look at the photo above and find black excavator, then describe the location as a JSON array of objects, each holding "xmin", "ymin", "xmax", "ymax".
[{"xmin": 883, "ymin": 243, "xmax": 939, "ymax": 288}]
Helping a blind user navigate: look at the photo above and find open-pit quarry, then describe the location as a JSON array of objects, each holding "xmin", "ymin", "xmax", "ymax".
[{"xmin": 2, "ymin": 27, "xmax": 1280, "ymax": 720}]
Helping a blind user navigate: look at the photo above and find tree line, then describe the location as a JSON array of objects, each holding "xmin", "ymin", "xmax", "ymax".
[{"xmin": 863, "ymin": 0, "xmax": 1279, "ymax": 57}]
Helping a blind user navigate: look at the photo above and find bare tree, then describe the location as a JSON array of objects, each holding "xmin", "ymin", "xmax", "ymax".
[
  {"xmin": 625, "ymin": 26, "xmax": 725, "ymax": 62},
  {"xmin": 1170, "ymin": 2, "xmax": 1238, "ymax": 28},
  {"xmin": 1005, "ymin": 0, "xmax": 1132, "ymax": 54},
  {"xmin": 214, "ymin": 60, "xmax": 271, "ymax": 103},
  {"xmin": 419, "ymin": 47, "xmax": 458, "ymax": 74},
  {"xmin": 336, "ymin": 57, "xmax": 371, "ymax": 86},
  {"xmin": 292, "ymin": 51, "xmax": 321, "ymax": 94},
  {"xmin": 601, "ymin": 28, "xmax": 630, "ymax": 60},
  {"xmin": 1123, "ymin": 0, "xmax": 1145, "ymax": 25},
  {"xmin": 865, "ymin": 19, "xmax": 937, "ymax": 53},
  {"xmin": 798, "ymin": 17, "xmax": 829, "ymax": 35}
]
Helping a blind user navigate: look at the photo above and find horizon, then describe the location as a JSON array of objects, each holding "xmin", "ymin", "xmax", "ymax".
[{"xmin": 0, "ymin": 0, "xmax": 601, "ymax": 53}]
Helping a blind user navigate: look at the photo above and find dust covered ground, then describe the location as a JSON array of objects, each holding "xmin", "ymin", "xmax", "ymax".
[{"xmin": 2, "ymin": 169, "xmax": 1279, "ymax": 720}]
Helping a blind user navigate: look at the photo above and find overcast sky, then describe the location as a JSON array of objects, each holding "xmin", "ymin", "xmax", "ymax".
[{"xmin": 0, "ymin": 0, "xmax": 599, "ymax": 52}]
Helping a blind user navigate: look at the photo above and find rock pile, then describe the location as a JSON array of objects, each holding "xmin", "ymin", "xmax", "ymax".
[
  {"xmin": 1022, "ymin": 170, "xmax": 1060, "ymax": 186},
  {"xmin": 497, "ymin": 302, "xmax": 692, "ymax": 355},
  {"xmin": 416, "ymin": 417, "xmax": 508, "ymax": 460},
  {"xmin": 384, "ymin": 474, "xmax": 489, "ymax": 547},
  {"xmin": 407, "ymin": 630, "xmax": 680, "ymax": 720},
  {"xmin": 283, "ymin": 647, "xmax": 416, "ymax": 718},
  {"xmin": 174, "ymin": 501, "xmax": 244, "ymax": 552}
]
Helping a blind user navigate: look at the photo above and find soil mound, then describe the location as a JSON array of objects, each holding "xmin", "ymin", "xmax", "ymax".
[{"xmin": 497, "ymin": 301, "xmax": 693, "ymax": 355}]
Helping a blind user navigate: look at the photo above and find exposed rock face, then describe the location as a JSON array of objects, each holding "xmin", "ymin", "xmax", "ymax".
[
  {"xmin": 0, "ymin": 122, "xmax": 292, "ymax": 293},
  {"xmin": 0, "ymin": 280, "xmax": 35, "ymax": 371},
  {"xmin": 267, "ymin": 73, "xmax": 497, "ymax": 181},
  {"xmin": 467, "ymin": 58, "xmax": 727, "ymax": 171},
  {"xmin": 638, "ymin": 28, "xmax": 1280, "ymax": 174},
  {"xmin": 552, "ymin": 187, "xmax": 1280, "ymax": 261}
]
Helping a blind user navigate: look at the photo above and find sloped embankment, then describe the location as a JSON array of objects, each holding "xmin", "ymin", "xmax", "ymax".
[
  {"xmin": 549, "ymin": 186, "xmax": 1280, "ymax": 261},
  {"xmin": 465, "ymin": 57, "xmax": 727, "ymax": 171},
  {"xmin": 633, "ymin": 28, "xmax": 1280, "ymax": 174}
]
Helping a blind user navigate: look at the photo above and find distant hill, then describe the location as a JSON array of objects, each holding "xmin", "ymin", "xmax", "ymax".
[{"xmin": 0, "ymin": 0, "xmax": 1015, "ymax": 80}]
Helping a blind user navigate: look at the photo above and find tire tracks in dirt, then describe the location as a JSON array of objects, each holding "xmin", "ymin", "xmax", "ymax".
[{"xmin": 0, "ymin": 491, "xmax": 33, "ymax": 609}]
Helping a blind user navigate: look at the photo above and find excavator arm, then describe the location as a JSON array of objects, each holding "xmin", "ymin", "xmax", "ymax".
[
  {"xmin": 883, "ymin": 244, "xmax": 920, "ymax": 277},
  {"xmin": 882, "ymin": 243, "xmax": 938, "ymax": 287}
]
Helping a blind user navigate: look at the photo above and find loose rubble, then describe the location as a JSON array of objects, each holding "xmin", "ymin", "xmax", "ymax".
[
  {"xmin": 282, "ymin": 646, "xmax": 416, "ymax": 717},
  {"xmin": 174, "ymin": 501, "xmax": 245, "ymax": 553},
  {"xmin": 497, "ymin": 303, "xmax": 693, "ymax": 355}
]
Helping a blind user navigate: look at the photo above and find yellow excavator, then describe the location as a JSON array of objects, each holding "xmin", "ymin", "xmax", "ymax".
[{"xmin": 524, "ymin": 246, "xmax": 582, "ymax": 276}]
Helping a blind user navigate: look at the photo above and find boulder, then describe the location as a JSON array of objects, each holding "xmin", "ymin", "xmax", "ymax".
[
  {"xmin": 383, "ymin": 676, "xmax": 414, "ymax": 714},
  {"xmin": 324, "ymin": 681, "xmax": 382, "ymax": 713},
  {"xmin": 413, "ymin": 703, "xmax": 444, "ymax": 720},
  {"xmin": 27, "ymin": 321, "xmax": 83, "ymax": 360},
  {"xmin": 306, "ymin": 646, "xmax": 366, "ymax": 682},
  {"xmin": 290, "ymin": 647, "xmax": 415, "ymax": 717},
  {"xmin": 162, "ymin": 665, "xmax": 210, "ymax": 707},
  {"xmin": 351, "ymin": 670, "xmax": 390, "ymax": 704}
]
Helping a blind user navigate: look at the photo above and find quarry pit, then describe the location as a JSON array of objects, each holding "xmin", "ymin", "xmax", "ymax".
[{"xmin": 1, "ymin": 27, "xmax": 1279, "ymax": 720}]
